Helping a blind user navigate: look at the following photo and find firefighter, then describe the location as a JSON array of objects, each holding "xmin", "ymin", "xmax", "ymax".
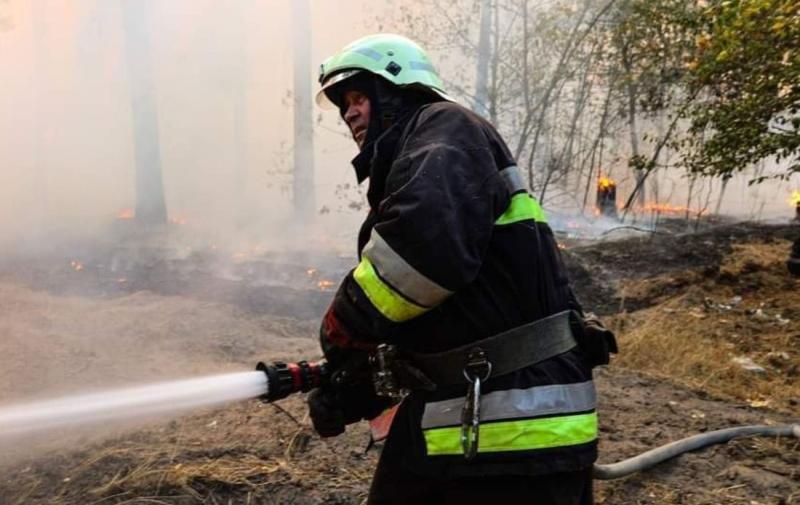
[{"xmin": 308, "ymin": 34, "xmax": 615, "ymax": 504}]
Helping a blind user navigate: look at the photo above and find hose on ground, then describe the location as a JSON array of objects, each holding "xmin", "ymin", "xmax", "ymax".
[{"xmin": 593, "ymin": 424, "xmax": 800, "ymax": 480}]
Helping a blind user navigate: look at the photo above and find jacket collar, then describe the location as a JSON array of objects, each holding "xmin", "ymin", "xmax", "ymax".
[
  {"xmin": 350, "ymin": 117, "xmax": 405, "ymax": 185},
  {"xmin": 350, "ymin": 116, "xmax": 411, "ymax": 210}
]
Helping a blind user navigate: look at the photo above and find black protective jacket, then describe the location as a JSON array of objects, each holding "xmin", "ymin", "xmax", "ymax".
[{"xmin": 323, "ymin": 101, "xmax": 597, "ymax": 477}]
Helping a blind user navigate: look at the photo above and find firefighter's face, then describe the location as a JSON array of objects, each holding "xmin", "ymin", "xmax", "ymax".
[{"xmin": 342, "ymin": 90, "xmax": 370, "ymax": 149}]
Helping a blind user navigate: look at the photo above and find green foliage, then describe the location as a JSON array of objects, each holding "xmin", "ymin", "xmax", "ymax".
[
  {"xmin": 684, "ymin": 0, "xmax": 800, "ymax": 179},
  {"xmin": 608, "ymin": 0, "xmax": 700, "ymax": 113}
]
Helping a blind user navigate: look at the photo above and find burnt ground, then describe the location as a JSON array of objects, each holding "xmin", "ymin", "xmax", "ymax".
[
  {"xmin": 562, "ymin": 221, "xmax": 799, "ymax": 316},
  {"xmin": 0, "ymin": 220, "xmax": 798, "ymax": 504}
]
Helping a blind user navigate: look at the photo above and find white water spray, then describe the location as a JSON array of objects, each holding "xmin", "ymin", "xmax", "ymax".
[{"xmin": 0, "ymin": 372, "xmax": 268, "ymax": 438}]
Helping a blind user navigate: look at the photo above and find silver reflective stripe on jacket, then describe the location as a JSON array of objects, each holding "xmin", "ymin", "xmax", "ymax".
[
  {"xmin": 499, "ymin": 165, "xmax": 526, "ymax": 194},
  {"xmin": 362, "ymin": 229, "xmax": 453, "ymax": 308},
  {"xmin": 421, "ymin": 380, "xmax": 597, "ymax": 429}
]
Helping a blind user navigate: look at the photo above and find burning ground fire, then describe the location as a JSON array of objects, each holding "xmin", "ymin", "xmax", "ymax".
[
  {"xmin": 316, "ymin": 280, "xmax": 336, "ymax": 291},
  {"xmin": 790, "ymin": 190, "xmax": 800, "ymax": 221},
  {"xmin": 70, "ymin": 260, "xmax": 84, "ymax": 272},
  {"xmin": 115, "ymin": 208, "xmax": 187, "ymax": 225},
  {"xmin": 116, "ymin": 208, "xmax": 135, "ymax": 220},
  {"xmin": 640, "ymin": 203, "xmax": 708, "ymax": 217},
  {"xmin": 307, "ymin": 267, "xmax": 336, "ymax": 291},
  {"xmin": 593, "ymin": 174, "xmax": 708, "ymax": 219},
  {"xmin": 595, "ymin": 175, "xmax": 618, "ymax": 218}
]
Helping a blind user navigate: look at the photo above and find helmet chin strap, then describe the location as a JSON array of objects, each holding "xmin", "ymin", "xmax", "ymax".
[{"xmin": 374, "ymin": 77, "xmax": 403, "ymax": 132}]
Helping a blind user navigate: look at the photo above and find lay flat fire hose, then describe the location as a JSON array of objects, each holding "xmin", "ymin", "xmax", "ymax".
[
  {"xmin": 255, "ymin": 360, "xmax": 800, "ymax": 480},
  {"xmin": 592, "ymin": 423, "xmax": 800, "ymax": 480}
]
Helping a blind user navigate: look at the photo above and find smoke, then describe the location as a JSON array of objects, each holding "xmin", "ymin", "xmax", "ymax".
[
  {"xmin": 0, "ymin": 1, "xmax": 390, "ymax": 464},
  {"xmin": 0, "ymin": 0, "xmax": 393, "ymax": 255}
]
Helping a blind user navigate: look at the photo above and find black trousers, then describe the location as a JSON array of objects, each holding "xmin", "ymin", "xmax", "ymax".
[{"xmin": 367, "ymin": 451, "xmax": 594, "ymax": 505}]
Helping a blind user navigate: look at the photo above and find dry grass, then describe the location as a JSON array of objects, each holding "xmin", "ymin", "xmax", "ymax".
[
  {"xmin": 609, "ymin": 240, "xmax": 800, "ymax": 413},
  {"xmin": 3, "ymin": 399, "xmax": 374, "ymax": 504}
]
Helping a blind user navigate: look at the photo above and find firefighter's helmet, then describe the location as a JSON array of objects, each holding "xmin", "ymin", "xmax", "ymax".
[{"xmin": 316, "ymin": 34, "xmax": 454, "ymax": 108}]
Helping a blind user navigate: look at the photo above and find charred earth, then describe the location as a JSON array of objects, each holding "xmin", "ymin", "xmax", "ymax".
[{"xmin": 0, "ymin": 221, "xmax": 798, "ymax": 504}]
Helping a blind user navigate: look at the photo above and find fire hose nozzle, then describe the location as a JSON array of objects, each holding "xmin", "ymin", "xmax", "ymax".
[{"xmin": 256, "ymin": 360, "xmax": 329, "ymax": 403}]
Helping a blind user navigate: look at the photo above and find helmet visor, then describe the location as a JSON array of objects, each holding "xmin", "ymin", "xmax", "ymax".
[{"xmin": 315, "ymin": 69, "xmax": 363, "ymax": 109}]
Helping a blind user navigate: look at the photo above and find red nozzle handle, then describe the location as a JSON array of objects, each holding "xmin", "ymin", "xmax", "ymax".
[{"xmin": 256, "ymin": 360, "xmax": 329, "ymax": 402}]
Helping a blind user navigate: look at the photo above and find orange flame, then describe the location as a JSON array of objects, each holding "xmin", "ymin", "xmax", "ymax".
[
  {"xmin": 790, "ymin": 190, "xmax": 800, "ymax": 207},
  {"xmin": 116, "ymin": 208, "xmax": 134, "ymax": 220},
  {"xmin": 642, "ymin": 203, "xmax": 707, "ymax": 217},
  {"xmin": 598, "ymin": 176, "xmax": 616, "ymax": 190},
  {"xmin": 317, "ymin": 280, "xmax": 335, "ymax": 291},
  {"xmin": 70, "ymin": 260, "xmax": 84, "ymax": 272}
]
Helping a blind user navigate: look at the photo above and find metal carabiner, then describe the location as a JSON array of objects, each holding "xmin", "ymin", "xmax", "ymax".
[
  {"xmin": 460, "ymin": 373, "xmax": 482, "ymax": 460},
  {"xmin": 460, "ymin": 347, "xmax": 492, "ymax": 460}
]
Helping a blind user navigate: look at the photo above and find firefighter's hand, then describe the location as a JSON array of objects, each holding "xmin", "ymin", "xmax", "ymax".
[
  {"xmin": 308, "ymin": 388, "xmax": 346, "ymax": 437},
  {"xmin": 571, "ymin": 312, "xmax": 618, "ymax": 367}
]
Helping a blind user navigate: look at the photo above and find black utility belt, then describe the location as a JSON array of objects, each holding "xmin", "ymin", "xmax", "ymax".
[
  {"xmin": 368, "ymin": 310, "xmax": 616, "ymax": 459},
  {"xmin": 369, "ymin": 309, "xmax": 618, "ymax": 396}
]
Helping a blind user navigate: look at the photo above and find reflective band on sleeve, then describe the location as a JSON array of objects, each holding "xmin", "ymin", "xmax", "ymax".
[
  {"xmin": 353, "ymin": 256, "xmax": 430, "ymax": 323},
  {"xmin": 495, "ymin": 194, "xmax": 547, "ymax": 225},
  {"xmin": 362, "ymin": 230, "xmax": 452, "ymax": 308},
  {"xmin": 421, "ymin": 381, "xmax": 596, "ymax": 429},
  {"xmin": 424, "ymin": 411, "xmax": 598, "ymax": 456},
  {"xmin": 499, "ymin": 165, "xmax": 527, "ymax": 194}
]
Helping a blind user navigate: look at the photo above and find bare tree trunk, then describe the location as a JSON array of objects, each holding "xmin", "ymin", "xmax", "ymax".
[
  {"xmin": 581, "ymin": 76, "xmax": 617, "ymax": 214},
  {"xmin": 292, "ymin": 0, "xmax": 315, "ymax": 224},
  {"xmin": 489, "ymin": 0, "xmax": 501, "ymax": 125},
  {"xmin": 474, "ymin": 0, "xmax": 492, "ymax": 117},
  {"xmin": 521, "ymin": 0, "xmax": 616, "ymax": 186},
  {"xmin": 713, "ymin": 177, "xmax": 729, "ymax": 216},
  {"xmin": 620, "ymin": 41, "xmax": 644, "ymax": 209},
  {"xmin": 30, "ymin": 0, "xmax": 49, "ymax": 239},
  {"xmin": 228, "ymin": 0, "xmax": 249, "ymax": 227},
  {"xmin": 621, "ymin": 93, "xmax": 697, "ymax": 217},
  {"xmin": 685, "ymin": 174, "xmax": 696, "ymax": 224},
  {"xmin": 547, "ymin": 43, "xmax": 596, "ymax": 202},
  {"xmin": 121, "ymin": 0, "xmax": 167, "ymax": 228}
]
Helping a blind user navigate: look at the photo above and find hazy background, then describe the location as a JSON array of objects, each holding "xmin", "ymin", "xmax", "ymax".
[
  {"xmin": 0, "ymin": 0, "xmax": 396, "ymax": 253},
  {"xmin": 0, "ymin": 0, "xmax": 797, "ymax": 256}
]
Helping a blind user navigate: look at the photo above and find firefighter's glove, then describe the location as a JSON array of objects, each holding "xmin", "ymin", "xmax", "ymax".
[
  {"xmin": 570, "ymin": 312, "xmax": 618, "ymax": 368},
  {"xmin": 308, "ymin": 383, "xmax": 390, "ymax": 437},
  {"xmin": 308, "ymin": 388, "xmax": 346, "ymax": 437}
]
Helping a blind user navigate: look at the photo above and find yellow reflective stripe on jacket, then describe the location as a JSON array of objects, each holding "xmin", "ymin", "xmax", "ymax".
[
  {"xmin": 353, "ymin": 256, "xmax": 430, "ymax": 322},
  {"xmin": 423, "ymin": 411, "xmax": 598, "ymax": 456},
  {"xmin": 495, "ymin": 194, "xmax": 547, "ymax": 225}
]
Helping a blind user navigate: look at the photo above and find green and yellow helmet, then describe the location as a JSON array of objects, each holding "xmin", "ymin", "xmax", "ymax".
[{"xmin": 316, "ymin": 33, "xmax": 454, "ymax": 108}]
